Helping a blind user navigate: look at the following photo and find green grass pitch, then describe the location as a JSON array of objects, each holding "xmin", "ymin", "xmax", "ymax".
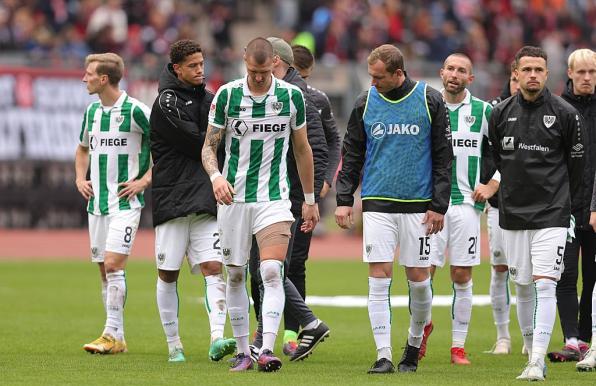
[{"xmin": 1, "ymin": 260, "xmax": 594, "ymax": 385}]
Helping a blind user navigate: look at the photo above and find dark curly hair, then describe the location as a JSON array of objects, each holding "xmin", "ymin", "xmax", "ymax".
[{"xmin": 169, "ymin": 40, "xmax": 202, "ymax": 64}]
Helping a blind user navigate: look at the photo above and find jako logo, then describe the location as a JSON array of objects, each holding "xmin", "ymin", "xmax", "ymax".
[{"xmin": 371, "ymin": 122, "xmax": 420, "ymax": 139}]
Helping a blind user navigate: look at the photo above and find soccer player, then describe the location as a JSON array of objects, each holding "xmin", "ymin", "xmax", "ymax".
[
  {"xmin": 428, "ymin": 53, "xmax": 495, "ymax": 365},
  {"xmin": 201, "ymin": 37, "xmax": 319, "ymax": 372},
  {"xmin": 486, "ymin": 46, "xmax": 585, "ymax": 381},
  {"xmin": 549, "ymin": 48, "xmax": 596, "ymax": 363},
  {"xmin": 248, "ymin": 37, "xmax": 330, "ymax": 362},
  {"xmin": 149, "ymin": 40, "xmax": 236, "ymax": 363},
  {"xmin": 481, "ymin": 61, "xmax": 520, "ymax": 355},
  {"xmin": 335, "ymin": 44, "xmax": 453, "ymax": 374},
  {"xmin": 76, "ymin": 53, "xmax": 152, "ymax": 354}
]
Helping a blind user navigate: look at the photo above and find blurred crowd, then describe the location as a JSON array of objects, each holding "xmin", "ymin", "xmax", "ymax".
[{"xmin": 0, "ymin": 0, "xmax": 594, "ymax": 82}]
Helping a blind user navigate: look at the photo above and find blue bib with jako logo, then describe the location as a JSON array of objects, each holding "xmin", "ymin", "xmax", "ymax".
[{"xmin": 361, "ymin": 82, "xmax": 432, "ymax": 201}]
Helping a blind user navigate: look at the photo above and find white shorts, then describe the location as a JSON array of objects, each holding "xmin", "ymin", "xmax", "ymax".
[
  {"xmin": 502, "ymin": 227, "xmax": 567, "ymax": 285},
  {"xmin": 363, "ymin": 212, "xmax": 431, "ymax": 267},
  {"xmin": 155, "ymin": 213, "xmax": 222, "ymax": 274},
  {"xmin": 218, "ymin": 200, "xmax": 294, "ymax": 266},
  {"xmin": 430, "ymin": 205, "xmax": 481, "ymax": 267},
  {"xmin": 88, "ymin": 209, "xmax": 142, "ymax": 262},
  {"xmin": 487, "ymin": 206, "xmax": 507, "ymax": 266}
]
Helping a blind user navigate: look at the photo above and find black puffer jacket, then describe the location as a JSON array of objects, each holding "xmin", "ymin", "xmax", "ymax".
[
  {"xmin": 561, "ymin": 79, "xmax": 596, "ymax": 230},
  {"xmin": 150, "ymin": 64, "xmax": 224, "ymax": 226},
  {"xmin": 283, "ymin": 67, "xmax": 328, "ymax": 216}
]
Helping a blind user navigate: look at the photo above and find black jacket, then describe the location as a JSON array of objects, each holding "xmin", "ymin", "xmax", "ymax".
[
  {"xmin": 336, "ymin": 77, "xmax": 453, "ymax": 214},
  {"xmin": 150, "ymin": 64, "xmax": 223, "ymax": 226},
  {"xmin": 484, "ymin": 80, "xmax": 516, "ymax": 208},
  {"xmin": 283, "ymin": 67, "xmax": 328, "ymax": 215},
  {"xmin": 305, "ymin": 84, "xmax": 341, "ymax": 186},
  {"xmin": 485, "ymin": 88, "xmax": 585, "ymax": 230},
  {"xmin": 561, "ymin": 79, "xmax": 596, "ymax": 230}
]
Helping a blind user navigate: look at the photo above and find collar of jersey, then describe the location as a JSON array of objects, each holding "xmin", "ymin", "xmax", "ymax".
[
  {"xmin": 100, "ymin": 91, "xmax": 128, "ymax": 111},
  {"xmin": 242, "ymin": 74, "xmax": 276, "ymax": 97},
  {"xmin": 441, "ymin": 88, "xmax": 471, "ymax": 111}
]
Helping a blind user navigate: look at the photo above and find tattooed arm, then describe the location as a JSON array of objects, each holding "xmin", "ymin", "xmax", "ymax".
[{"xmin": 202, "ymin": 124, "xmax": 235, "ymax": 205}]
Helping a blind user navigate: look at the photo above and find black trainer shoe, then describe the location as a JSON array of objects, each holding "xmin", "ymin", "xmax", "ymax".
[
  {"xmin": 367, "ymin": 358, "xmax": 395, "ymax": 374},
  {"xmin": 398, "ymin": 343, "xmax": 420, "ymax": 372},
  {"xmin": 289, "ymin": 321, "xmax": 330, "ymax": 361}
]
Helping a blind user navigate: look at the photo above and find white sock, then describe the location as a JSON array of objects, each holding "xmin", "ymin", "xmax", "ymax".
[
  {"xmin": 101, "ymin": 280, "xmax": 107, "ymax": 311},
  {"xmin": 303, "ymin": 319, "xmax": 320, "ymax": 331},
  {"xmin": 226, "ymin": 265, "xmax": 250, "ymax": 355},
  {"xmin": 103, "ymin": 270, "xmax": 126, "ymax": 340},
  {"xmin": 565, "ymin": 337, "xmax": 579, "ymax": 349},
  {"xmin": 157, "ymin": 278, "xmax": 181, "ymax": 351},
  {"xmin": 490, "ymin": 269, "xmax": 511, "ymax": 340},
  {"xmin": 205, "ymin": 274, "xmax": 227, "ymax": 342},
  {"xmin": 515, "ymin": 283, "xmax": 535, "ymax": 358},
  {"xmin": 452, "ymin": 280, "xmax": 473, "ymax": 348},
  {"xmin": 368, "ymin": 277, "xmax": 392, "ymax": 360},
  {"xmin": 531, "ymin": 279, "xmax": 557, "ymax": 364},
  {"xmin": 260, "ymin": 260, "xmax": 285, "ymax": 352},
  {"xmin": 408, "ymin": 278, "xmax": 432, "ymax": 348}
]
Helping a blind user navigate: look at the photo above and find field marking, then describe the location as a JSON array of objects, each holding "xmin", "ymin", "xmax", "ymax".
[{"xmin": 194, "ymin": 295, "xmax": 516, "ymax": 308}]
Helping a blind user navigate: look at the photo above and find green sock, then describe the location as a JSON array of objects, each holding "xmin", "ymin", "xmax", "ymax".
[{"xmin": 283, "ymin": 330, "xmax": 298, "ymax": 344}]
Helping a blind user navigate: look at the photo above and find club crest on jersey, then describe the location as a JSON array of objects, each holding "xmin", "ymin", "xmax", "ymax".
[
  {"xmin": 115, "ymin": 115, "xmax": 124, "ymax": 124},
  {"xmin": 464, "ymin": 115, "xmax": 476, "ymax": 126},
  {"xmin": 272, "ymin": 102, "xmax": 283, "ymax": 113},
  {"xmin": 230, "ymin": 119, "xmax": 249, "ymax": 136},
  {"xmin": 543, "ymin": 115, "xmax": 556, "ymax": 128},
  {"xmin": 501, "ymin": 136, "xmax": 515, "ymax": 150}
]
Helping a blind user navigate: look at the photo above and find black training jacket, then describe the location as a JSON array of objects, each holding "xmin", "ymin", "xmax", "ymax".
[
  {"xmin": 336, "ymin": 76, "xmax": 453, "ymax": 214},
  {"xmin": 305, "ymin": 84, "xmax": 341, "ymax": 187},
  {"xmin": 283, "ymin": 67, "xmax": 328, "ymax": 216},
  {"xmin": 485, "ymin": 88, "xmax": 585, "ymax": 230},
  {"xmin": 561, "ymin": 79, "xmax": 596, "ymax": 230},
  {"xmin": 150, "ymin": 64, "xmax": 223, "ymax": 226}
]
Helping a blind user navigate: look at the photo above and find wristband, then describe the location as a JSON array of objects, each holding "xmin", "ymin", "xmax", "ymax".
[
  {"xmin": 304, "ymin": 192, "xmax": 315, "ymax": 205},
  {"xmin": 210, "ymin": 172, "xmax": 222, "ymax": 183}
]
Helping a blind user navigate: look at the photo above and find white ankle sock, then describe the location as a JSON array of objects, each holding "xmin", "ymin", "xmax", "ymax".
[
  {"xmin": 531, "ymin": 279, "xmax": 557, "ymax": 364},
  {"xmin": 103, "ymin": 270, "xmax": 126, "ymax": 340},
  {"xmin": 408, "ymin": 278, "xmax": 432, "ymax": 348},
  {"xmin": 566, "ymin": 337, "xmax": 579, "ymax": 349},
  {"xmin": 368, "ymin": 277, "xmax": 392, "ymax": 358},
  {"xmin": 452, "ymin": 280, "xmax": 473, "ymax": 348},
  {"xmin": 226, "ymin": 265, "xmax": 250, "ymax": 354},
  {"xmin": 157, "ymin": 277, "xmax": 181, "ymax": 350},
  {"xmin": 515, "ymin": 283, "xmax": 535, "ymax": 357},
  {"xmin": 260, "ymin": 260, "xmax": 285, "ymax": 352},
  {"xmin": 490, "ymin": 269, "xmax": 511, "ymax": 340},
  {"xmin": 205, "ymin": 274, "xmax": 227, "ymax": 342},
  {"xmin": 303, "ymin": 319, "xmax": 320, "ymax": 331}
]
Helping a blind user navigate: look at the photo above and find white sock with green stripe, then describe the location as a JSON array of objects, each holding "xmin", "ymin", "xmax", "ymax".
[
  {"xmin": 452, "ymin": 280, "xmax": 473, "ymax": 348},
  {"xmin": 408, "ymin": 278, "xmax": 432, "ymax": 348},
  {"xmin": 368, "ymin": 277, "xmax": 392, "ymax": 360},
  {"xmin": 531, "ymin": 279, "xmax": 556, "ymax": 364},
  {"xmin": 101, "ymin": 279, "xmax": 107, "ymax": 311},
  {"xmin": 260, "ymin": 260, "xmax": 285, "ymax": 353},
  {"xmin": 515, "ymin": 283, "xmax": 535, "ymax": 358},
  {"xmin": 205, "ymin": 274, "xmax": 226, "ymax": 342},
  {"xmin": 157, "ymin": 278, "xmax": 181, "ymax": 351},
  {"xmin": 226, "ymin": 265, "xmax": 250, "ymax": 355},
  {"xmin": 490, "ymin": 269, "xmax": 510, "ymax": 340},
  {"xmin": 103, "ymin": 270, "xmax": 126, "ymax": 340}
]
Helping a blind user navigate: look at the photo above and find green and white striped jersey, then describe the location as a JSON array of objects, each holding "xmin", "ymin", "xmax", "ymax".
[
  {"xmin": 79, "ymin": 91, "xmax": 151, "ymax": 215},
  {"xmin": 445, "ymin": 89, "xmax": 492, "ymax": 210},
  {"xmin": 209, "ymin": 75, "xmax": 306, "ymax": 203}
]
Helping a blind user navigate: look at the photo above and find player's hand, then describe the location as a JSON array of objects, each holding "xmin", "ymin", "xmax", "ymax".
[
  {"xmin": 335, "ymin": 206, "xmax": 353, "ymax": 229},
  {"xmin": 76, "ymin": 179, "xmax": 94, "ymax": 200},
  {"xmin": 212, "ymin": 176, "xmax": 235, "ymax": 205},
  {"xmin": 320, "ymin": 181, "xmax": 331, "ymax": 198},
  {"xmin": 118, "ymin": 179, "xmax": 149, "ymax": 201},
  {"xmin": 301, "ymin": 202, "xmax": 320, "ymax": 233},
  {"xmin": 472, "ymin": 180, "xmax": 499, "ymax": 203},
  {"xmin": 590, "ymin": 212, "xmax": 596, "ymax": 233},
  {"xmin": 422, "ymin": 210, "xmax": 444, "ymax": 235}
]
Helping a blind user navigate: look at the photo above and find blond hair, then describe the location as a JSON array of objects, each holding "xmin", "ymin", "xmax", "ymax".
[
  {"xmin": 85, "ymin": 53, "xmax": 124, "ymax": 85},
  {"xmin": 567, "ymin": 48, "xmax": 596, "ymax": 70}
]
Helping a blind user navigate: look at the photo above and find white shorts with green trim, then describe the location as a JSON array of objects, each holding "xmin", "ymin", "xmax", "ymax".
[
  {"xmin": 88, "ymin": 208, "xmax": 141, "ymax": 262},
  {"xmin": 430, "ymin": 204, "xmax": 481, "ymax": 267}
]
